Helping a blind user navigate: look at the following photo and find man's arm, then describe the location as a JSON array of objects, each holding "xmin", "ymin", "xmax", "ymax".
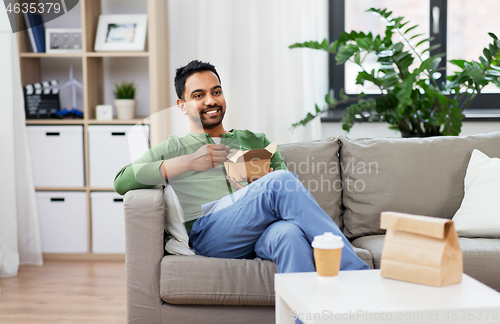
[
  {"xmin": 265, "ymin": 137, "xmax": 287, "ymax": 171},
  {"xmin": 159, "ymin": 144, "xmax": 229, "ymax": 180},
  {"xmin": 114, "ymin": 141, "xmax": 229, "ymax": 195}
]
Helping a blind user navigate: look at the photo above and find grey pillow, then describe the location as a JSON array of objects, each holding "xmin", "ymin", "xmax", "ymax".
[
  {"xmin": 339, "ymin": 132, "xmax": 500, "ymax": 239},
  {"xmin": 278, "ymin": 138, "xmax": 343, "ymax": 228}
]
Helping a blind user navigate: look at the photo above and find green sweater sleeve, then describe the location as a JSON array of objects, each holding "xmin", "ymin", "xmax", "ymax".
[
  {"xmin": 263, "ymin": 136, "xmax": 288, "ymax": 171},
  {"xmin": 114, "ymin": 137, "xmax": 179, "ymax": 195}
]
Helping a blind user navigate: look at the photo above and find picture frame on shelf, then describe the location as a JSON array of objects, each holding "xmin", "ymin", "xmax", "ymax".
[
  {"xmin": 46, "ymin": 28, "xmax": 82, "ymax": 53},
  {"xmin": 94, "ymin": 14, "xmax": 148, "ymax": 52}
]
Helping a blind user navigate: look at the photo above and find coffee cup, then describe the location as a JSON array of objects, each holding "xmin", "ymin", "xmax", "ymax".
[{"xmin": 311, "ymin": 232, "xmax": 344, "ymax": 277}]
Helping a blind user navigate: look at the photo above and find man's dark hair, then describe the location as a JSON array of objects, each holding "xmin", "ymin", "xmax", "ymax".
[{"xmin": 174, "ymin": 60, "xmax": 221, "ymax": 100}]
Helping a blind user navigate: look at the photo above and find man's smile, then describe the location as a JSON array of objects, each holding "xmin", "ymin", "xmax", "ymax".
[{"xmin": 202, "ymin": 107, "xmax": 221, "ymax": 117}]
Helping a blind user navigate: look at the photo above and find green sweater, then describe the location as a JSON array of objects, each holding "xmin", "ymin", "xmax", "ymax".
[{"xmin": 114, "ymin": 129, "xmax": 287, "ymax": 234}]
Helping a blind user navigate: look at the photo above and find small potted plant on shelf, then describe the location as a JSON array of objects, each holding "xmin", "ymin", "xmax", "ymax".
[
  {"xmin": 113, "ymin": 81, "xmax": 137, "ymax": 120},
  {"xmin": 290, "ymin": 8, "xmax": 500, "ymax": 137}
]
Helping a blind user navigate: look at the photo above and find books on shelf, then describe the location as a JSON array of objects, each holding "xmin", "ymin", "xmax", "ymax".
[
  {"xmin": 23, "ymin": 13, "xmax": 46, "ymax": 53},
  {"xmin": 23, "ymin": 13, "xmax": 36, "ymax": 52}
]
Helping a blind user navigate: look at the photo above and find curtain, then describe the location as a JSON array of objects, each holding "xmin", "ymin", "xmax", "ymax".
[
  {"xmin": 167, "ymin": 0, "xmax": 328, "ymax": 144},
  {"xmin": 0, "ymin": 9, "xmax": 43, "ymax": 278}
]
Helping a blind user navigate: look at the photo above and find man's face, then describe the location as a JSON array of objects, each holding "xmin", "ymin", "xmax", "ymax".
[{"xmin": 180, "ymin": 70, "xmax": 226, "ymax": 129}]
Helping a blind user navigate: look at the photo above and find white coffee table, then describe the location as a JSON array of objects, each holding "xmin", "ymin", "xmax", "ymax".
[{"xmin": 275, "ymin": 270, "xmax": 500, "ymax": 324}]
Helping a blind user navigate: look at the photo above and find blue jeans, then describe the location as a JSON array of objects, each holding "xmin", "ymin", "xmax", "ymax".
[{"xmin": 190, "ymin": 170, "xmax": 369, "ymax": 273}]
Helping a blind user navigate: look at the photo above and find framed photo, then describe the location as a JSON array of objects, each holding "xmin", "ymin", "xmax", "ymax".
[
  {"xmin": 94, "ymin": 14, "xmax": 148, "ymax": 52},
  {"xmin": 46, "ymin": 28, "xmax": 82, "ymax": 53}
]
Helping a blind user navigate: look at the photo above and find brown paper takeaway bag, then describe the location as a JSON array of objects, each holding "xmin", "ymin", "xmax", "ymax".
[{"xmin": 380, "ymin": 212, "xmax": 463, "ymax": 287}]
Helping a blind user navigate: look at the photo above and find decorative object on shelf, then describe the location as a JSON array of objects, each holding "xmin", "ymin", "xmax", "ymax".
[
  {"xmin": 46, "ymin": 28, "xmax": 82, "ymax": 53},
  {"xmin": 113, "ymin": 81, "xmax": 137, "ymax": 119},
  {"xmin": 96, "ymin": 105, "xmax": 113, "ymax": 121},
  {"xmin": 24, "ymin": 80, "xmax": 60, "ymax": 119},
  {"xmin": 290, "ymin": 8, "xmax": 500, "ymax": 137},
  {"xmin": 54, "ymin": 108, "xmax": 83, "ymax": 119},
  {"xmin": 94, "ymin": 14, "xmax": 148, "ymax": 52},
  {"xmin": 23, "ymin": 12, "xmax": 46, "ymax": 52},
  {"xmin": 59, "ymin": 64, "xmax": 84, "ymax": 118}
]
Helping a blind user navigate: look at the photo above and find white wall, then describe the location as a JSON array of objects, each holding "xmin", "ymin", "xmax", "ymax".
[{"xmin": 322, "ymin": 121, "xmax": 500, "ymax": 139}]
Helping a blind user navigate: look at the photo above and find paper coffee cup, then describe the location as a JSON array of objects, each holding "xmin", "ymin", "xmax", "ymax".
[{"xmin": 311, "ymin": 232, "xmax": 344, "ymax": 277}]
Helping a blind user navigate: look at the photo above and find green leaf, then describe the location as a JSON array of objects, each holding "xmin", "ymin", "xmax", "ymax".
[
  {"xmin": 325, "ymin": 94, "xmax": 331, "ymax": 105},
  {"xmin": 479, "ymin": 56, "xmax": 488, "ymax": 68},
  {"xmin": 421, "ymin": 43, "xmax": 441, "ymax": 54},
  {"xmin": 485, "ymin": 69, "xmax": 500, "ymax": 77},
  {"xmin": 373, "ymin": 36, "xmax": 383, "ymax": 49},
  {"xmin": 356, "ymin": 38, "xmax": 372, "ymax": 50},
  {"xmin": 489, "ymin": 32, "xmax": 498, "ymax": 40},
  {"xmin": 289, "ymin": 39, "xmax": 329, "ymax": 51},
  {"xmin": 415, "ymin": 37, "xmax": 434, "ymax": 48},
  {"xmin": 340, "ymin": 88, "xmax": 349, "ymax": 100},
  {"xmin": 335, "ymin": 43, "xmax": 359, "ymax": 64},
  {"xmin": 355, "ymin": 71, "xmax": 372, "ymax": 85},
  {"xmin": 354, "ymin": 52, "xmax": 361, "ymax": 65},
  {"xmin": 409, "ymin": 33, "xmax": 424, "ymax": 40},
  {"xmin": 489, "ymin": 44, "xmax": 498, "ymax": 57},
  {"xmin": 315, "ymin": 104, "xmax": 321, "ymax": 113},
  {"xmin": 483, "ymin": 48, "xmax": 493, "ymax": 62},
  {"xmin": 417, "ymin": 56, "xmax": 442, "ymax": 74},
  {"xmin": 391, "ymin": 42, "xmax": 404, "ymax": 53},
  {"xmin": 394, "ymin": 76, "xmax": 414, "ymax": 109},
  {"xmin": 449, "ymin": 59, "xmax": 467, "ymax": 69},
  {"xmin": 404, "ymin": 24, "xmax": 419, "ymax": 34}
]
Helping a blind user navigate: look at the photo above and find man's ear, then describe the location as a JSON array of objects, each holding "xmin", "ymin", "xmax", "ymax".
[{"xmin": 177, "ymin": 99, "xmax": 187, "ymax": 115}]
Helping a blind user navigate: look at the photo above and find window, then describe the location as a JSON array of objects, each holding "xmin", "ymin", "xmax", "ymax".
[{"xmin": 324, "ymin": 0, "xmax": 500, "ymax": 122}]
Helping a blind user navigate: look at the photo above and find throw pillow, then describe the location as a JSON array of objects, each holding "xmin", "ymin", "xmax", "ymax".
[
  {"xmin": 164, "ymin": 184, "xmax": 196, "ymax": 255},
  {"xmin": 452, "ymin": 149, "xmax": 500, "ymax": 238}
]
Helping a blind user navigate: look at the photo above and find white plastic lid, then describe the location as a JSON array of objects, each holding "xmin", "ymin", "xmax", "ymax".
[{"xmin": 311, "ymin": 232, "xmax": 344, "ymax": 249}]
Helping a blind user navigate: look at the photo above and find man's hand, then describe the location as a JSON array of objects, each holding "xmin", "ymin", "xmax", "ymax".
[
  {"xmin": 190, "ymin": 144, "xmax": 230, "ymax": 172},
  {"xmin": 159, "ymin": 144, "xmax": 229, "ymax": 181},
  {"xmin": 227, "ymin": 167, "xmax": 274, "ymax": 191}
]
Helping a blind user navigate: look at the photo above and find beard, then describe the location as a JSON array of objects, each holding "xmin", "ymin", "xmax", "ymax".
[{"xmin": 199, "ymin": 106, "xmax": 225, "ymax": 129}]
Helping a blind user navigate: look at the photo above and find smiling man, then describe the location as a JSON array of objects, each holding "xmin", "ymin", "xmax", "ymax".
[{"xmin": 114, "ymin": 60, "xmax": 369, "ymax": 273}]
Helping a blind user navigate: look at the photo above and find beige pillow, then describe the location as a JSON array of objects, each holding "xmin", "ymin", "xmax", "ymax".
[
  {"xmin": 164, "ymin": 185, "xmax": 196, "ymax": 255},
  {"xmin": 452, "ymin": 149, "xmax": 500, "ymax": 238},
  {"xmin": 278, "ymin": 138, "xmax": 343, "ymax": 228}
]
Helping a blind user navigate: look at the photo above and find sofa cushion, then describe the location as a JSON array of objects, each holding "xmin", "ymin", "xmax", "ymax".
[
  {"xmin": 353, "ymin": 246, "xmax": 374, "ymax": 269},
  {"xmin": 160, "ymin": 255, "xmax": 277, "ymax": 306},
  {"xmin": 458, "ymin": 238, "xmax": 500, "ymax": 291},
  {"xmin": 352, "ymin": 235, "xmax": 500, "ymax": 291},
  {"xmin": 278, "ymin": 138, "xmax": 343, "ymax": 228},
  {"xmin": 352, "ymin": 235, "xmax": 385, "ymax": 269},
  {"xmin": 160, "ymin": 247, "xmax": 373, "ymax": 306},
  {"xmin": 339, "ymin": 132, "xmax": 500, "ymax": 239}
]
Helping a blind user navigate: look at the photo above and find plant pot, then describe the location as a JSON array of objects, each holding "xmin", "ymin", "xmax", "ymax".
[{"xmin": 114, "ymin": 99, "xmax": 136, "ymax": 120}]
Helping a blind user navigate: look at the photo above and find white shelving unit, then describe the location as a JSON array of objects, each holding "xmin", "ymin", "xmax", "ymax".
[{"xmin": 17, "ymin": 0, "xmax": 170, "ymax": 261}]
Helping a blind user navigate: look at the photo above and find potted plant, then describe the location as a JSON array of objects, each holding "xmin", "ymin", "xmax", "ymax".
[
  {"xmin": 290, "ymin": 8, "xmax": 500, "ymax": 137},
  {"xmin": 113, "ymin": 81, "xmax": 137, "ymax": 120}
]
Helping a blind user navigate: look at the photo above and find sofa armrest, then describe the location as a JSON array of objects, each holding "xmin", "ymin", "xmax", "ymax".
[{"xmin": 124, "ymin": 188, "xmax": 165, "ymax": 324}]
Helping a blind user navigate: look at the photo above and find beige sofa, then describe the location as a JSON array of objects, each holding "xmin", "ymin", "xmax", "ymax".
[{"xmin": 124, "ymin": 132, "xmax": 500, "ymax": 324}]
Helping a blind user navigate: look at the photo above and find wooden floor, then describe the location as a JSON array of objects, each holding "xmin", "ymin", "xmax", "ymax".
[{"xmin": 0, "ymin": 261, "xmax": 126, "ymax": 323}]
